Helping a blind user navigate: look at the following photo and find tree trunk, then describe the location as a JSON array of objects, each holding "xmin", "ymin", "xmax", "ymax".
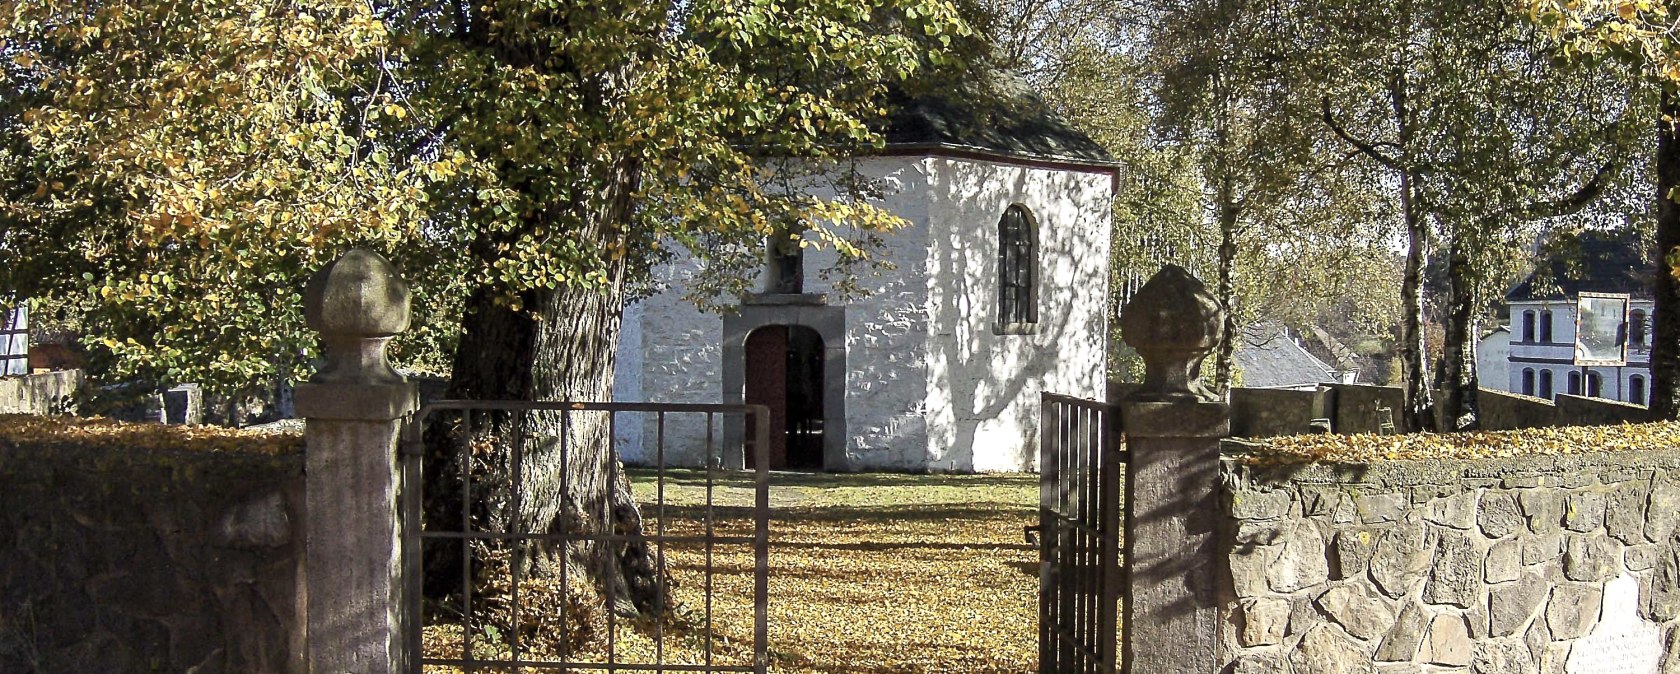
[
  {"xmin": 424, "ymin": 162, "xmax": 661, "ymax": 617},
  {"xmin": 1439, "ymin": 239, "xmax": 1480, "ymax": 431},
  {"xmin": 1210, "ymin": 83, "xmax": 1241, "ymax": 395},
  {"xmin": 1652, "ymin": 91, "xmax": 1680, "ymax": 420},
  {"xmin": 1398, "ymin": 172, "xmax": 1438, "ymax": 432},
  {"xmin": 1213, "ymin": 206, "xmax": 1239, "ymax": 394}
]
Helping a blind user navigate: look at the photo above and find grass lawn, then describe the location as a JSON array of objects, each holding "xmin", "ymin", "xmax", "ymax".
[{"xmin": 422, "ymin": 471, "xmax": 1041, "ymax": 674}]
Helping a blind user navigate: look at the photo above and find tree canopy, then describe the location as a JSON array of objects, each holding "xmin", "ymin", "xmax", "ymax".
[{"xmin": 1, "ymin": 0, "xmax": 969, "ymax": 396}]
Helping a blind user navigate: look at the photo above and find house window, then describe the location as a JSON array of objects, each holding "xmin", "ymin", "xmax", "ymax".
[
  {"xmin": 1539, "ymin": 370, "xmax": 1554, "ymax": 399},
  {"xmin": 1630, "ymin": 309, "xmax": 1648, "ymax": 352},
  {"xmin": 1631, "ymin": 375, "xmax": 1647, "ymax": 406},
  {"xmin": 1522, "ymin": 311, "xmax": 1536, "ymax": 342},
  {"xmin": 1587, "ymin": 371, "xmax": 1603, "ymax": 398},
  {"xmin": 1522, "ymin": 368, "xmax": 1535, "ymax": 396},
  {"xmin": 997, "ymin": 205, "xmax": 1038, "ymax": 332},
  {"xmin": 1539, "ymin": 310, "xmax": 1553, "ymax": 343},
  {"xmin": 1567, "ymin": 371, "xmax": 1581, "ymax": 396}
]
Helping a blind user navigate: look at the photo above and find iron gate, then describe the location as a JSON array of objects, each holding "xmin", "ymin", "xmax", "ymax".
[
  {"xmin": 400, "ymin": 400, "xmax": 771, "ymax": 673},
  {"xmin": 1037, "ymin": 393, "xmax": 1124, "ymax": 674}
]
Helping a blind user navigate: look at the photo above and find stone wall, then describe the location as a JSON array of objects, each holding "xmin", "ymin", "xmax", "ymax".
[
  {"xmin": 0, "ymin": 370, "xmax": 80, "ymax": 415},
  {"xmin": 1476, "ymin": 389, "xmax": 1557, "ymax": 431},
  {"xmin": 1228, "ymin": 384, "xmax": 1654, "ymax": 439},
  {"xmin": 1220, "ymin": 449, "xmax": 1680, "ymax": 673},
  {"xmin": 1327, "ymin": 384, "xmax": 1411, "ymax": 434},
  {"xmin": 1231, "ymin": 387, "xmax": 1333, "ymax": 438},
  {"xmin": 1555, "ymin": 394, "xmax": 1649, "ymax": 427},
  {"xmin": 0, "ymin": 434, "xmax": 304, "ymax": 673}
]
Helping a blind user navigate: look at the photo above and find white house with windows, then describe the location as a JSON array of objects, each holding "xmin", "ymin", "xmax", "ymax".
[
  {"xmin": 1498, "ymin": 231, "xmax": 1653, "ymax": 406},
  {"xmin": 612, "ymin": 76, "xmax": 1115, "ymax": 472}
]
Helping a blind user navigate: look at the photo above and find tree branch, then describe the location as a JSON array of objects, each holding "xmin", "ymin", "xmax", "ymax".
[
  {"xmin": 1509, "ymin": 151, "xmax": 1619, "ymax": 221},
  {"xmin": 1321, "ymin": 97, "xmax": 1399, "ymax": 171}
]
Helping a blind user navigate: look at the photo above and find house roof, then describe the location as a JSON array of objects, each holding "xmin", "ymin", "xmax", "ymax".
[
  {"xmin": 1507, "ymin": 229, "xmax": 1654, "ymax": 301},
  {"xmin": 1233, "ymin": 323, "xmax": 1341, "ymax": 389},
  {"xmin": 880, "ymin": 72, "xmax": 1117, "ymax": 170}
]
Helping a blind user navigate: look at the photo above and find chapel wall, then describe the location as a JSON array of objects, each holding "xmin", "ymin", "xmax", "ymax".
[
  {"xmin": 920, "ymin": 157, "xmax": 1112, "ymax": 472},
  {"xmin": 617, "ymin": 157, "xmax": 934, "ymax": 470}
]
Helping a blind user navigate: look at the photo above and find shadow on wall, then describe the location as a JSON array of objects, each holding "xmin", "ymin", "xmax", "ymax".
[
  {"xmin": 1227, "ymin": 383, "xmax": 1652, "ymax": 439},
  {"xmin": 926, "ymin": 160, "xmax": 1108, "ymax": 472},
  {"xmin": 0, "ymin": 440, "xmax": 305, "ymax": 673}
]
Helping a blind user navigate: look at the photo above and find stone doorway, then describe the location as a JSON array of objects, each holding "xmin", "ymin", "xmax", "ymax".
[{"xmin": 744, "ymin": 325, "xmax": 825, "ymax": 470}]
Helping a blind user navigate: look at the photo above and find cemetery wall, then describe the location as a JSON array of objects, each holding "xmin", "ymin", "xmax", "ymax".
[
  {"xmin": 0, "ymin": 432, "xmax": 304, "ymax": 673},
  {"xmin": 1219, "ymin": 448, "xmax": 1680, "ymax": 673},
  {"xmin": 1227, "ymin": 384, "xmax": 1653, "ymax": 439},
  {"xmin": 0, "ymin": 369, "xmax": 81, "ymax": 415},
  {"xmin": 1230, "ymin": 387, "xmax": 1332, "ymax": 438},
  {"xmin": 1476, "ymin": 389, "xmax": 1559, "ymax": 431}
]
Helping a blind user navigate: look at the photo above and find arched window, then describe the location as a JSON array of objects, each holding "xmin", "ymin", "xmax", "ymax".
[
  {"xmin": 1586, "ymin": 371, "xmax": 1603, "ymax": 398},
  {"xmin": 1522, "ymin": 369, "xmax": 1535, "ymax": 396},
  {"xmin": 1522, "ymin": 311, "xmax": 1536, "ymax": 342},
  {"xmin": 1631, "ymin": 375, "xmax": 1647, "ymax": 406},
  {"xmin": 1539, "ymin": 310, "xmax": 1554, "ymax": 343},
  {"xmin": 1630, "ymin": 309, "xmax": 1648, "ymax": 352},
  {"xmin": 997, "ymin": 205, "xmax": 1038, "ymax": 331},
  {"xmin": 1567, "ymin": 371, "xmax": 1581, "ymax": 395},
  {"xmin": 1539, "ymin": 370, "xmax": 1554, "ymax": 399}
]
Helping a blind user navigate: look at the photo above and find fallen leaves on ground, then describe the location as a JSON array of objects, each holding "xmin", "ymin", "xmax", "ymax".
[
  {"xmin": 421, "ymin": 472, "xmax": 1040, "ymax": 674},
  {"xmin": 0, "ymin": 413, "xmax": 302, "ymax": 454},
  {"xmin": 1237, "ymin": 420, "xmax": 1680, "ymax": 465}
]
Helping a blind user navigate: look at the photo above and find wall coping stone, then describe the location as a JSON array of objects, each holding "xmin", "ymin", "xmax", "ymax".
[{"xmin": 1221, "ymin": 446, "xmax": 1680, "ymax": 491}]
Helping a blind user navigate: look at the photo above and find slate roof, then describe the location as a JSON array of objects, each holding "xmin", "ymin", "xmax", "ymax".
[
  {"xmin": 1233, "ymin": 323, "xmax": 1341, "ymax": 389},
  {"xmin": 1507, "ymin": 229, "xmax": 1654, "ymax": 301},
  {"xmin": 880, "ymin": 72, "xmax": 1117, "ymax": 168}
]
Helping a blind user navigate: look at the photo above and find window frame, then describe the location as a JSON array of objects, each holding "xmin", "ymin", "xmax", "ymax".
[{"xmin": 995, "ymin": 204, "xmax": 1040, "ymax": 335}]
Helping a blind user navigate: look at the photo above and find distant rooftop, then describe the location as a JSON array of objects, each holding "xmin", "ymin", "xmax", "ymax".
[
  {"xmin": 1233, "ymin": 323, "xmax": 1342, "ymax": 390},
  {"xmin": 1508, "ymin": 228, "xmax": 1654, "ymax": 301},
  {"xmin": 880, "ymin": 72, "xmax": 1116, "ymax": 169}
]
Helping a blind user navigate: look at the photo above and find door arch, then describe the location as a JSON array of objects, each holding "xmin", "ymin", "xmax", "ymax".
[{"xmin": 743, "ymin": 325, "xmax": 826, "ymax": 470}]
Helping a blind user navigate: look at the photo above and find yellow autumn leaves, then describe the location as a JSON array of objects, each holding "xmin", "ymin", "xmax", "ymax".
[
  {"xmin": 421, "ymin": 472, "xmax": 1041, "ymax": 673},
  {"xmin": 1241, "ymin": 420, "xmax": 1680, "ymax": 466},
  {"xmin": 0, "ymin": 414, "xmax": 303, "ymax": 455}
]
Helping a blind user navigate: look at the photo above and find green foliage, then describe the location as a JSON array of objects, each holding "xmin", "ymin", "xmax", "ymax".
[
  {"xmin": 1522, "ymin": 1, "xmax": 1680, "ymax": 85},
  {"xmin": 1, "ymin": 0, "xmax": 969, "ymax": 397}
]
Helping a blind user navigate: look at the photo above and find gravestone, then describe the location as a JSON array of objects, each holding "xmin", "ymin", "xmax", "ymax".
[{"xmin": 1565, "ymin": 574, "xmax": 1662, "ymax": 674}]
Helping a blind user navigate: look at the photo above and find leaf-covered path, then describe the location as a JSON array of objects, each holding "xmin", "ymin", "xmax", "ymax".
[
  {"xmin": 421, "ymin": 471, "xmax": 1040, "ymax": 673},
  {"xmin": 635, "ymin": 471, "xmax": 1040, "ymax": 674}
]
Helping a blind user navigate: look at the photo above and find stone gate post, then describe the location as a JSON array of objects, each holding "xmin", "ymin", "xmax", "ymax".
[
  {"xmin": 295, "ymin": 249, "xmax": 418, "ymax": 674},
  {"xmin": 1118, "ymin": 265, "xmax": 1231, "ymax": 674}
]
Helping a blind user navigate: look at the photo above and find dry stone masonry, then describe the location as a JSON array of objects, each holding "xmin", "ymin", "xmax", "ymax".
[{"xmin": 1220, "ymin": 449, "xmax": 1680, "ymax": 674}]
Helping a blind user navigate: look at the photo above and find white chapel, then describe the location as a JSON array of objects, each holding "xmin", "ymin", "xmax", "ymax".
[{"xmin": 613, "ymin": 76, "xmax": 1115, "ymax": 472}]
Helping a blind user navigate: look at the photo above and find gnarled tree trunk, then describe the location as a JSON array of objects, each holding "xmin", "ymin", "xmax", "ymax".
[{"xmin": 424, "ymin": 161, "xmax": 662, "ymax": 617}]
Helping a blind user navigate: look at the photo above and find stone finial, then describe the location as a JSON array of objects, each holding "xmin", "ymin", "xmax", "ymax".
[
  {"xmin": 1119, "ymin": 264, "xmax": 1223, "ymax": 403},
  {"xmin": 304, "ymin": 249, "xmax": 411, "ymax": 385}
]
